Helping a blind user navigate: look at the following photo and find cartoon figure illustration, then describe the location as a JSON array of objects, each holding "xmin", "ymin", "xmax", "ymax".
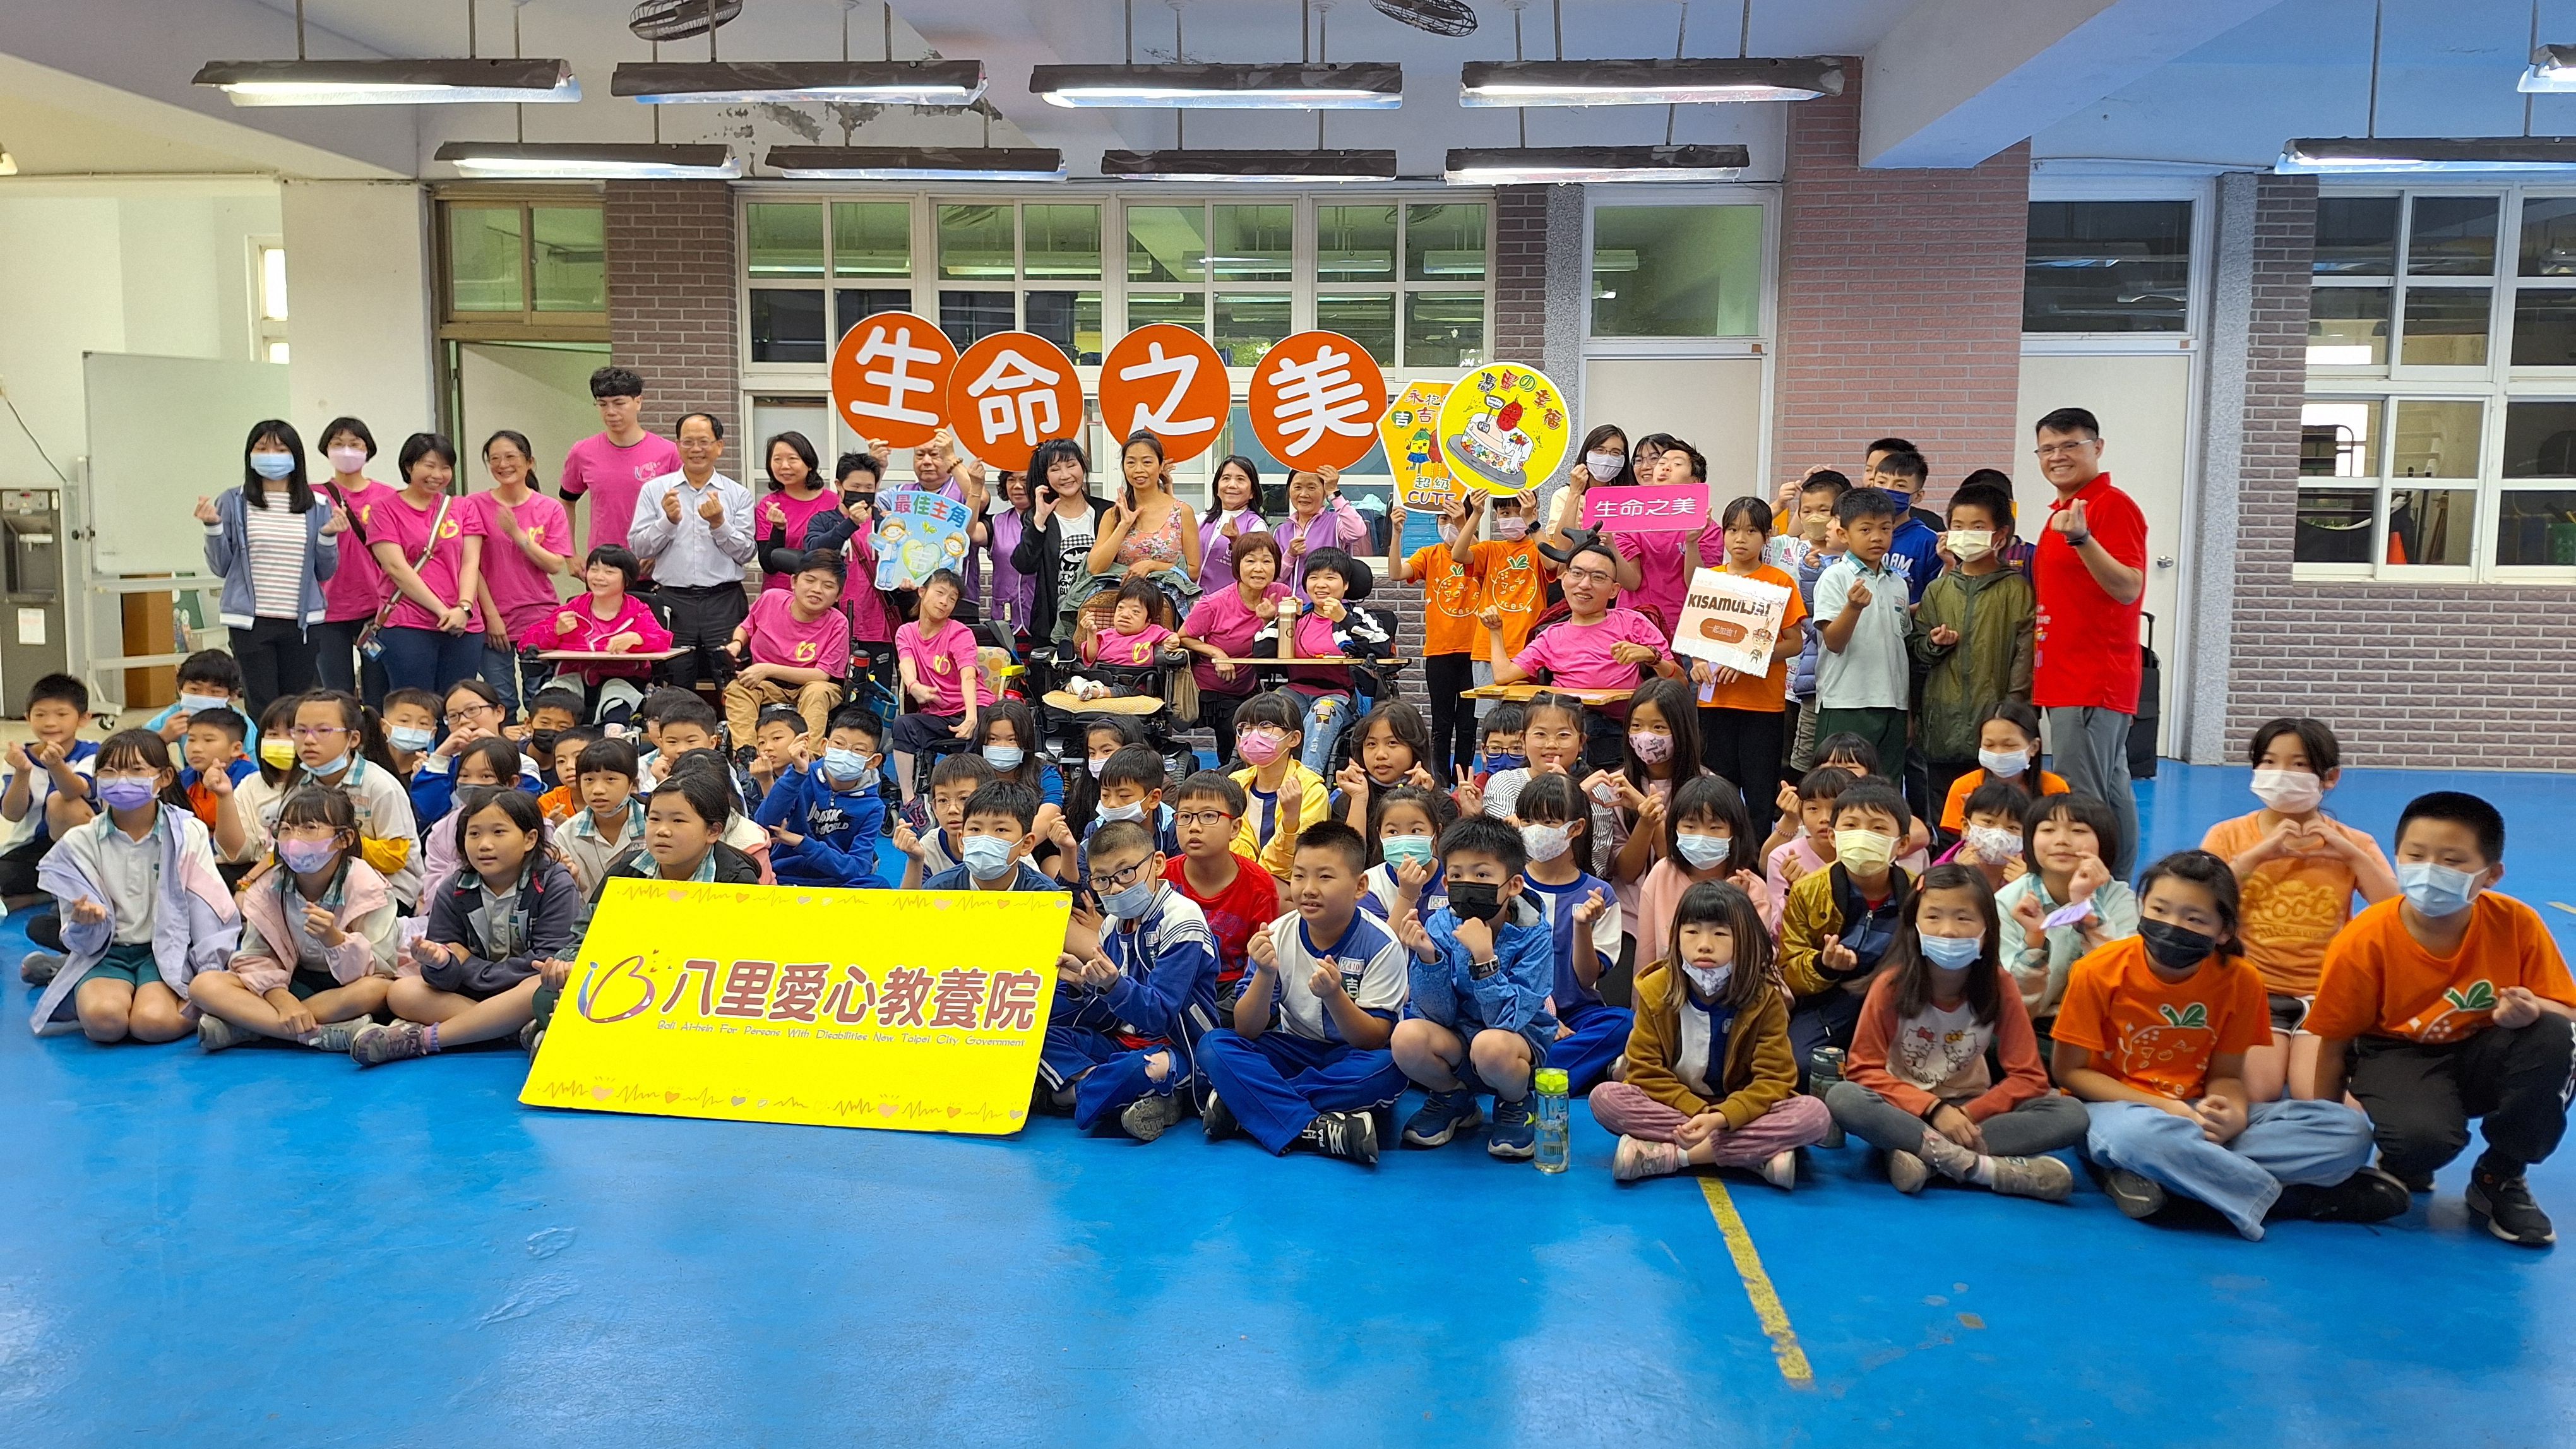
[{"xmin": 1445, "ymin": 397, "xmax": 1536, "ymax": 489}]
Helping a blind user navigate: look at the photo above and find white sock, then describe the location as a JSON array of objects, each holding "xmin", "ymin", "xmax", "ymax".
[{"xmin": 1967, "ymin": 1155, "xmax": 1995, "ymax": 1186}]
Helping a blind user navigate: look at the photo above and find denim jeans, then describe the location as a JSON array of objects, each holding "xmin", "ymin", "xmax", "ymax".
[
  {"xmin": 1296, "ymin": 690, "xmax": 1353, "ymax": 777},
  {"xmin": 374, "ymin": 626, "xmax": 484, "ymax": 696},
  {"xmin": 2083, "ymin": 1098, "xmax": 2375, "ymax": 1239}
]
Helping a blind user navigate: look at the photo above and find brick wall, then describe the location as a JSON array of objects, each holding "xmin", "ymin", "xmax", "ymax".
[
  {"xmin": 1770, "ymin": 59, "xmax": 2029, "ymax": 500},
  {"xmin": 1493, "ymin": 184, "xmax": 1549, "ymax": 367},
  {"xmin": 604, "ymin": 181, "xmax": 739, "ymax": 441},
  {"xmin": 2226, "ymin": 174, "xmax": 2576, "ymax": 771}
]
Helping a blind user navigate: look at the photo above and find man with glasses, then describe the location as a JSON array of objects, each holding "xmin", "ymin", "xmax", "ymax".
[
  {"xmin": 2029, "ymin": 406, "xmax": 2149, "ymax": 880},
  {"xmin": 628, "ymin": 412, "xmax": 758, "ymax": 694},
  {"xmin": 560, "ymin": 367, "xmax": 681, "ymax": 556}
]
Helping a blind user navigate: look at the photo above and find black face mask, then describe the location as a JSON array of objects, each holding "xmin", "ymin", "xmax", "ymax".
[
  {"xmin": 1448, "ymin": 880, "xmax": 1503, "ymax": 924},
  {"xmin": 2138, "ymin": 919, "xmax": 2217, "ymax": 970},
  {"xmin": 528, "ymin": 729, "xmax": 561, "ymax": 762},
  {"xmin": 842, "ymin": 491, "xmax": 876, "ymax": 513}
]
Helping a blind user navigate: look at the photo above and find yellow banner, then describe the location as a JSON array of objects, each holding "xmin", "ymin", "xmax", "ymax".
[{"xmin": 520, "ymin": 881, "xmax": 1068, "ymax": 1135}]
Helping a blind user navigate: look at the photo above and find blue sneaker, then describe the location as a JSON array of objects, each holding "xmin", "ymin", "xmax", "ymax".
[
  {"xmin": 1402, "ymin": 1089, "xmax": 1482, "ymax": 1148},
  {"xmin": 1488, "ymin": 1095, "xmax": 1536, "ymax": 1160}
]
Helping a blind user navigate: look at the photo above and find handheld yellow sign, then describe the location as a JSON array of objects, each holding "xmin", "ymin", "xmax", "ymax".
[
  {"xmin": 1435, "ymin": 364, "xmax": 1571, "ymax": 496},
  {"xmin": 1379, "ymin": 379, "xmax": 1458, "ymax": 511},
  {"xmin": 521, "ymin": 881, "xmax": 1068, "ymax": 1135}
]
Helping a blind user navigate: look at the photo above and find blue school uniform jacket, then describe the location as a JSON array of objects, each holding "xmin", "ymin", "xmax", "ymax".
[
  {"xmin": 752, "ymin": 761, "xmax": 886, "ymax": 888},
  {"xmin": 1523, "ymin": 869, "xmax": 1618, "ymax": 1017},
  {"xmin": 1407, "ymin": 897, "xmax": 1556, "ymax": 1038},
  {"xmin": 1056, "ymin": 884, "xmax": 1220, "ymax": 1052}
]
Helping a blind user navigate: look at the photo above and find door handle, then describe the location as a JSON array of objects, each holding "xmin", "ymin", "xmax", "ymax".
[{"xmin": 2154, "ymin": 556, "xmax": 2175, "ymax": 568}]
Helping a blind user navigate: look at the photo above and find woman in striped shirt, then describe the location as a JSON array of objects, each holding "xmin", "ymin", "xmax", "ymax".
[{"xmin": 196, "ymin": 419, "xmax": 347, "ymax": 717}]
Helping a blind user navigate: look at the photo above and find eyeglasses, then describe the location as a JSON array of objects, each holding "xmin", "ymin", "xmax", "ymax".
[
  {"xmin": 1562, "ymin": 565, "xmax": 1614, "ymax": 586},
  {"xmin": 287, "ymin": 725, "xmax": 347, "ymax": 741},
  {"xmin": 1174, "ymin": 810, "xmax": 1236, "ymax": 828},
  {"xmin": 2034, "ymin": 441, "xmax": 2096, "ymax": 459},
  {"xmin": 443, "ymin": 704, "xmax": 499, "ymax": 724},
  {"xmin": 1093, "ymin": 857, "xmax": 1158, "ymax": 891}
]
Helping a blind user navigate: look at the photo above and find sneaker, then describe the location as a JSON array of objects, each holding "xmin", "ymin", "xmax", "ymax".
[
  {"xmin": 2103, "ymin": 1167, "xmax": 2168, "ymax": 1220},
  {"xmin": 1202, "ymin": 1090, "xmax": 1237, "ymax": 1143},
  {"xmin": 349, "ymin": 1022, "xmax": 429, "ymax": 1067},
  {"xmin": 1988, "ymin": 1155, "xmax": 2076, "ymax": 1203},
  {"xmin": 1613, "ymin": 1135, "xmax": 1686, "ymax": 1183},
  {"xmin": 309, "ymin": 1019, "xmax": 367, "ymax": 1053},
  {"xmin": 1885, "ymin": 1150, "xmax": 1929, "ymax": 1195},
  {"xmin": 1401, "ymin": 1089, "xmax": 1482, "ymax": 1148},
  {"xmin": 2469, "ymin": 1167, "xmax": 2556, "ymax": 1247},
  {"xmin": 1118, "ymin": 1090, "xmax": 1183, "ymax": 1143},
  {"xmin": 518, "ymin": 1019, "xmax": 544, "ymax": 1054},
  {"xmin": 19, "ymin": 951, "xmax": 61, "ymax": 986},
  {"xmin": 2276, "ymin": 1166, "xmax": 2409, "ymax": 1225},
  {"xmin": 1294, "ymin": 1109, "xmax": 1379, "ymax": 1166},
  {"xmin": 2380, "ymin": 1157, "xmax": 2436, "ymax": 1195},
  {"xmin": 1486, "ymin": 1095, "xmax": 1536, "ymax": 1160},
  {"xmin": 1758, "ymin": 1148, "xmax": 1798, "ymax": 1190},
  {"xmin": 1914, "ymin": 1133, "xmax": 1979, "ymax": 1181},
  {"xmin": 196, "ymin": 1013, "xmax": 254, "ymax": 1053}
]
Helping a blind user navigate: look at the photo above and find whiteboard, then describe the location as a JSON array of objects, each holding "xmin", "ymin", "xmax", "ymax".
[{"xmin": 82, "ymin": 352, "xmax": 290, "ymax": 576}]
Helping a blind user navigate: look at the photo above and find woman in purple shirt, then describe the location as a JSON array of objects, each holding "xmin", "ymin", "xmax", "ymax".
[
  {"xmin": 984, "ymin": 470, "xmax": 1039, "ymax": 646},
  {"xmin": 1275, "ymin": 464, "xmax": 1370, "ymax": 603},
  {"xmin": 1198, "ymin": 455, "xmax": 1270, "ymax": 597}
]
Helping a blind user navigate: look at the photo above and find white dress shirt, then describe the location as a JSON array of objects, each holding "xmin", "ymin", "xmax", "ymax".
[{"xmin": 627, "ymin": 470, "xmax": 757, "ymax": 587}]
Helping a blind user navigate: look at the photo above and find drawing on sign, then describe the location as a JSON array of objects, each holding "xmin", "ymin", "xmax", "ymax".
[{"xmin": 1434, "ymin": 364, "xmax": 1570, "ymax": 494}]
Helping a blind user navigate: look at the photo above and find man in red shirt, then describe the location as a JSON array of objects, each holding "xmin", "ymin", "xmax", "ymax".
[{"xmin": 2029, "ymin": 407, "xmax": 2148, "ymax": 878}]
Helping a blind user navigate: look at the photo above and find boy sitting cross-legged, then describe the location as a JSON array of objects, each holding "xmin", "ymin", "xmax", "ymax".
[
  {"xmin": 1388, "ymin": 814, "xmax": 1558, "ymax": 1159},
  {"xmin": 752, "ymin": 705, "xmax": 888, "ymax": 888},
  {"xmin": 1042, "ymin": 818, "xmax": 1220, "ymax": 1142}
]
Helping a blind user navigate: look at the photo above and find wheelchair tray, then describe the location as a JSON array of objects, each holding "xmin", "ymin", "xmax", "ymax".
[{"xmin": 1041, "ymin": 690, "xmax": 1165, "ymax": 717}]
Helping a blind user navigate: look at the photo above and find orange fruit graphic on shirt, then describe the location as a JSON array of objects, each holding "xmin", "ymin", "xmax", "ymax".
[
  {"xmin": 2118, "ymin": 1002, "xmax": 2210, "ymax": 1091},
  {"xmin": 2406, "ymin": 981, "xmax": 2496, "ymax": 1044}
]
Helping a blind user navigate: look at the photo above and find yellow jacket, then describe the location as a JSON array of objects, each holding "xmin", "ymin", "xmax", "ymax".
[
  {"xmin": 1230, "ymin": 763, "xmax": 1332, "ymax": 881},
  {"xmin": 1624, "ymin": 963, "xmax": 1799, "ymax": 1128},
  {"xmin": 1777, "ymin": 863, "xmax": 1913, "ymax": 999}
]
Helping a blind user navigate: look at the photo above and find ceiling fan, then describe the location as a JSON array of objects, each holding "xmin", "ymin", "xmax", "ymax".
[
  {"xmin": 629, "ymin": 0, "xmax": 742, "ymax": 42},
  {"xmin": 1371, "ymin": 0, "xmax": 1478, "ymax": 37}
]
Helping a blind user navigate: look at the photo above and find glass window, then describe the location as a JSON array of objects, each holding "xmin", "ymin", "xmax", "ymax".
[
  {"xmin": 448, "ymin": 207, "xmax": 523, "ymax": 312},
  {"xmin": 938, "ymin": 290, "xmax": 1013, "ymax": 347},
  {"xmin": 2301, "ymin": 399, "xmax": 2383, "ymax": 478},
  {"xmin": 2295, "ymin": 482, "xmax": 2378, "ymax": 564},
  {"xmin": 2502, "ymin": 399, "xmax": 2576, "ymax": 475},
  {"xmin": 832, "ymin": 202, "xmax": 909, "ymax": 278},
  {"xmin": 1405, "ymin": 293, "xmax": 1485, "ymax": 367},
  {"xmin": 1318, "ymin": 293, "xmax": 1397, "ymax": 365},
  {"xmin": 938, "ymin": 205, "xmax": 1015, "ymax": 281},
  {"xmin": 1026, "ymin": 290, "xmax": 1104, "ymax": 364},
  {"xmin": 2315, "ymin": 197, "xmax": 2400, "ymax": 275},
  {"xmin": 1128, "ymin": 205, "xmax": 1205, "ymax": 284},
  {"xmin": 1317, "ymin": 205, "xmax": 1396, "ymax": 282},
  {"xmin": 749, "ymin": 289, "xmax": 826, "ymax": 364},
  {"xmin": 2022, "ymin": 201, "xmax": 2191, "ymax": 333},
  {"xmin": 2391, "ymin": 400, "xmax": 2482, "ymax": 479},
  {"xmin": 2310, "ymin": 287, "xmax": 2389, "ymax": 366},
  {"xmin": 530, "ymin": 206, "xmax": 604, "ymax": 313},
  {"xmin": 1592, "ymin": 203, "xmax": 1762, "ymax": 337},
  {"xmin": 2388, "ymin": 487, "xmax": 2475, "ymax": 565},
  {"xmin": 1212, "ymin": 205, "xmax": 1293, "ymax": 282},
  {"xmin": 2407, "ymin": 197, "xmax": 2500, "ymax": 277},
  {"xmin": 2400, "ymin": 288, "xmax": 2490, "ymax": 366},
  {"xmin": 258, "ymin": 245, "xmax": 289, "ymax": 321},
  {"xmin": 746, "ymin": 203, "xmax": 825, "ymax": 279},
  {"xmin": 1406, "ymin": 203, "xmax": 1487, "ymax": 282},
  {"xmin": 833, "ymin": 288, "xmax": 912, "ymax": 338},
  {"xmin": 1126, "ymin": 290, "xmax": 1203, "ymax": 334},
  {"xmin": 1023, "ymin": 204, "xmax": 1101, "ymax": 281},
  {"xmin": 2493, "ymin": 488, "xmax": 2576, "ymax": 564},
  {"xmin": 2512, "ymin": 288, "xmax": 2576, "ymax": 366},
  {"xmin": 1213, "ymin": 293, "xmax": 1291, "ymax": 366}
]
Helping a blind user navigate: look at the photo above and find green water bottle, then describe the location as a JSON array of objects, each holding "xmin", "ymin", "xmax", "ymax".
[{"xmin": 1533, "ymin": 1067, "xmax": 1570, "ymax": 1173}]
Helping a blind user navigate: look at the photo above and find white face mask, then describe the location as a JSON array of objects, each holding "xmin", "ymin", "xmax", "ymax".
[
  {"xmin": 1945, "ymin": 529, "xmax": 1993, "ymax": 560},
  {"xmin": 1832, "ymin": 829, "xmax": 1897, "ymax": 871},
  {"xmin": 1675, "ymin": 832, "xmax": 1732, "ymax": 869},
  {"xmin": 2250, "ymin": 767, "xmax": 2325, "ymax": 815},
  {"xmin": 1520, "ymin": 822, "xmax": 1571, "ymax": 863},
  {"xmin": 1097, "ymin": 800, "xmax": 1145, "ymax": 823},
  {"xmin": 1965, "ymin": 826, "xmax": 2022, "ymax": 865},
  {"xmin": 1683, "ymin": 962, "xmax": 1732, "ymax": 996},
  {"xmin": 2395, "ymin": 860, "xmax": 2483, "ymax": 917},
  {"xmin": 1584, "ymin": 451, "xmax": 1625, "ymax": 482},
  {"xmin": 1919, "ymin": 932, "xmax": 1984, "ymax": 970},
  {"xmin": 1977, "ymin": 747, "xmax": 2030, "ymax": 780},
  {"xmin": 1493, "ymin": 515, "xmax": 1529, "ymax": 540}
]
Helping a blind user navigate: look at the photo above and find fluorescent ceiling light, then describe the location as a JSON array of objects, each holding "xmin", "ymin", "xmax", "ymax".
[
  {"xmin": 614, "ymin": 59, "xmax": 985, "ymax": 105},
  {"xmin": 1100, "ymin": 148, "xmax": 1399, "ymax": 182},
  {"xmin": 193, "ymin": 57, "xmax": 578, "ymax": 106},
  {"xmin": 2277, "ymin": 136, "xmax": 2576, "ymax": 172},
  {"xmin": 1034, "ymin": 63, "xmax": 1401, "ymax": 109},
  {"xmin": 1443, "ymin": 143, "xmax": 1749, "ymax": 184},
  {"xmin": 434, "ymin": 141, "xmax": 740, "ymax": 179},
  {"xmin": 2522, "ymin": 44, "xmax": 2576, "ymax": 92},
  {"xmin": 765, "ymin": 145, "xmax": 1066, "ymax": 181},
  {"xmin": 1459, "ymin": 56, "xmax": 1840, "ymax": 107}
]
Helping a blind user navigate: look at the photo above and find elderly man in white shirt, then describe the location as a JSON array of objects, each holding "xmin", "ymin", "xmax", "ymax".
[{"xmin": 628, "ymin": 411, "xmax": 757, "ymax": 692}]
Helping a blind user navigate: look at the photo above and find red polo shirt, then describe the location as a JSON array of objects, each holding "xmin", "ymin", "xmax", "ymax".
[{"xmin": 2031, "ymin": 472, "xmax": 2147, "ymax": 713}]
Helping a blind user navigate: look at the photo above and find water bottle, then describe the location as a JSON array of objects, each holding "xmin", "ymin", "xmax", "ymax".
[
  {"xmin": 1808, "ymin": 1046, "xmax": 1847, "ymax": 1148},
  {"xmin": 1533, "ymin": 1067, "xmax": 1571, "ymax": 1174}
]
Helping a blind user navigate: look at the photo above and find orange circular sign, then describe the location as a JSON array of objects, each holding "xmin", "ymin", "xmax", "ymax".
[
  {"xmin": 942, "ymin": 331, "xmax": 1085, "ymax": 472},
  {"xmin": 1248, "ymin": 330, "xmax": 1389, "ymax": 472},
  {"xmin": 1097, "ymin": 323, "xmax": 1231, "ymax": 464},
  {"xmin": 830, "ymin": 310, "xmax": 957, "ymax": 451}
]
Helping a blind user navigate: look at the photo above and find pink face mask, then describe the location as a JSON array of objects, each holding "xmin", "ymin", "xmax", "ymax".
[{"xmin": 1237, "ymin": 730, "xmax": 1286, "ymax": 766}]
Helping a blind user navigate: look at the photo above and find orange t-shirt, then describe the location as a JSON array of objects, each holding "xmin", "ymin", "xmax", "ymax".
[
  {"xmin": 1405, "ymin": 544, "xmax": 1481, "ymax": 657},
  {"xmin": 2052, "ymin": 936, "xmax": 2271, "ymax": 1100},
  {"xmin": 537, "ymin": 784, "xmax": 576, "ymax": 822},
  {"xmin": 1695, "ymin": 564, "xmax": 1808, "ymax": 713},
  {"xmin": 2308, "ymin": 894, "xmax": 2576, "ymax": 1044},
  {"xmin": 1939, "ymin": 769, "xmax": 2070, "ymax": 834},
  {"xmin": 1468, "ymin": 539, "xmax": 1547, "ymax": 660},
  {"xmin": 2198, "ymin": 812, "xmax": 2392, "ymax": 997}
]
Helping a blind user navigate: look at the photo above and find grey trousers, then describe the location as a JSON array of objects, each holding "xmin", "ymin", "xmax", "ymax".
[
  {"xmin": 1825, "ymin": 1081, "xmax": 2091, "ymax": 1159},
  {"xmin": 2045, "ymin": 705, "xmax": 2138, "ymax": 880}
]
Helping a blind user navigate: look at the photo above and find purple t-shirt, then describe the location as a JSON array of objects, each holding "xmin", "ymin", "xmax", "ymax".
[
  {"xmin": 1510, "ymin": 607, "xmax": 1671, "ymax": 693},
  {"xmin": 1182, "ymin": 582, "xmax": 1289, "ymax": 695},
  {"xmin": 472, "ymin": 490, "xmax": 573, "ymax": 644},
  {"xmin": 561, "ymin": 432, "xmax": 682, "ymax": 554}
]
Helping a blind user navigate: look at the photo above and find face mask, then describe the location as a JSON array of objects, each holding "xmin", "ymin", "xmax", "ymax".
[
  {"xmin": 1237, "ymin": 730, "xmax": 1285, "ymax": 766},
  {"xmin": 1584, "ymin": 451, "xmax": 1625, "ymax": 482},
  {"xmin": 278, "ymin": 838, "xmax": 340, "ymax": 874},
  {"xmin": 1494, "ymin": 516, "xmax": 1529, "ymax": 541},
  {"xmin": 249, "ymin": 451, "xmax": 297, "ymax": 480},
  {"xmin": 1448, "ymin": 880, "xmax": 1504, "ymax": 923},
  {"xmin": 2138, "ymin": 918, "xmax": 2217, "ymax": 970},
  {"xmin": 1945, "ymin": 529, "xmax": 1993, "ymax": 560},
  {"xmin": 1628, "ymin": 730, "xmax": 1672, "ymax": 764},
  {"xmin": 1100, "ymin": 878, "xmax": 1157, "ymax": 921},
  {"xmin": 178, "ymin": 692, "xmax": 230, "ymax": 715},
  {"xmin": 1676, "ymin": 833, "xmax": 1732, "ymax": 870},
  {"xmin": 1977, "ymin": 748, "xmax": 2030, "ymax": 780},
  {"xmin": 326, "ymin": 446, "xmax": 369, "ymax": 476},
  {"xmin": 1380, "ymin": 835, "xmax": 1434, "ymax": 869},
  {"xmin": 1683, "ymin": 962, "xmax": 1732, "ymax": 997},
  {"xmin": 1521, "ymin": 822, "xmax": 1571, "ymax": 863},
  {"xmin": 388, "ymin": 726, "xmax": 436, "ymax": 754},
  {"xmin": 1482, "ymin": 752, "xmax": 1527, "ymax": 773},
  {"xmin": 528, "ymin": 730, "xmax": 561, "ymax": 762},
  {"xmin": 259, "ymin": 738, "xmax": 298, "ymax": 770},
  {"xmin": 96, "ymin": 777, "xmax": 160, "ymax": 811},
  {"xmin": 1832, "ymin": 829, "xmax": 1897, "ymax": 870},
  {"xmin": 307, "ymin": 750, "xmax": 352, "ymax": 779},
  {"xmin": 1801, "ymin": 512, "xmax": 1832, "ymax": 542},
  {"xmin": 823, "ymin": 748, "xmax": 873, "ymax": 784},
  {"xmin": 1437, "ymin": 523, "xmax": 1460, "ymax": 547},
  {"xmin": 2250, "ymin": 767, "xmax": 2325, "ymax": 815},
  {"xmin": 1087, "ymin": 755, "xmax": 1111, "ymax": 778},
  {"xmin": 843, "ymin": 491, "xmax": 876, "ymax": 513},
  {"xmin": 1966, "ymin": 826, "xmax": 2023, "ymax": 864},
  {"xmin": 1097, "ymin": 800, "xmax": 1145, "ymax": 824},
  {"xmin": 1919, "ymin": 932, "xmax": 1984, "ymax": 970},
  {"xmin": 981, "ymin": 744, "xmax": 1025, "ymax": 771},
  {"xmin": 960, "ymin": 835, "xmax": 1017, "ymax": 881},
  {"xmin": 2396, "ymin": 860, "xmax": 2483, "ymax": 917}
]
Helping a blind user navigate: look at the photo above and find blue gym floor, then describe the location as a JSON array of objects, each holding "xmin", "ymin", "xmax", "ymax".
[{"xmin": 6, "ymin": 761, "xmax": 2575, "ymax": 1448}]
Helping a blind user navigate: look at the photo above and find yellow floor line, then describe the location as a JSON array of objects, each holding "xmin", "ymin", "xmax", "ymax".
[{"xmin": 1697, "ymin": 1177, "xmax": 1816, "ymax": 1389}]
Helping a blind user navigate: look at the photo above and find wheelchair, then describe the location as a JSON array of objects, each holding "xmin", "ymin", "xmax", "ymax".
[{"xmin": 1031, "ymin": 591, "xmax": 1202, "ymax": 787}]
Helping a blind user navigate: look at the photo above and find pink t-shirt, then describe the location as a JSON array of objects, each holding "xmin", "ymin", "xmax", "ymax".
[
  {"xmin": 561, "ymin": 432, "xmax": 682, "ymax": 554},
  {"xmin": 1510, "ymin": 608, "xmax": 1670, "ymax": 693},
  {"xmin": 759, "ymin": 490, "xmax": 843, "ymax": 591},
  {"xmin": 840, "ymin": 519, "xmax": 893, "ymax": 646},
  {"xmin": 549, "ymin": 593, "xmax": 672, "ymax": 684},
  {"xmin": 318, "ymin": 477, "xmax": 397, "ymax": 624},
  {"xmin": 373, "ymin": 490, "xmax": 486, "ymax": 633},
  {"xmin": 1183, "ymin": 582, "xmax": 1289, "ymax": 693},
  {"xmin": 743, "ymin": 588, "xmax": 852, "ymax": 676},
  {"xmin": 472, "ymin": 490, "xmax": 573, "ymax": 644},
  {"xmin": 1088, "ymin": 623, "xmax": 1173, "ymax": 669},
  {"xmin": 897, "ymin": 618, "xmax": 993, "ymax": 715}
]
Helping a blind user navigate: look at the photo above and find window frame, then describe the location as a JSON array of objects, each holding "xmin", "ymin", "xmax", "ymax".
[
  {"xmin": 1579, "ymin": 183, "xmax": 1778, "ymax": 358},
  {"xmin": 431, "ymin": 187, "xmax": 611, "ymax": 342},
  {"xmin": 2021, "ymin": 173, "xmax": 2211, "ymax": 354},
  {"xmin": 249, "ymin": 236, "xmax": 289, "ymax": 365}
]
